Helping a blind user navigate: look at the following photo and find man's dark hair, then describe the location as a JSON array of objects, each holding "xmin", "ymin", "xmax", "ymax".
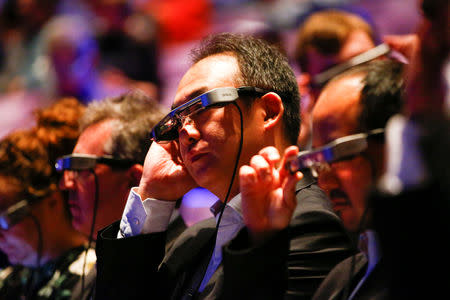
[
  {"xmin": 190, "ymin": 33, "xmax": 300, "ymax": 145},
  {"xmin": 326, "ymin": 59, "xmax": 404, "ymax": 132},
  {"xmin": 80, "ymin": 91, "xmax": 167, "ymax": 164},
  {"xmin": 359, "ymin": 59, "xmax": 404, "ymax": 131}
]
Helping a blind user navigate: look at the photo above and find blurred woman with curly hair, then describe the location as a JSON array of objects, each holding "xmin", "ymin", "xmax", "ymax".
[{"xmin": 0, "ymin": 98, "xmax": 94, "ymax": 299}]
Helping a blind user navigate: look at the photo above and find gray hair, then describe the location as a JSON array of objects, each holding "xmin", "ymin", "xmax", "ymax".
[{"xmin": 80, "ymin": 91, "xmax": 167, "ymax": 163}]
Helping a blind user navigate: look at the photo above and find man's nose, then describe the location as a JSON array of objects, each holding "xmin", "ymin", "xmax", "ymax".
[
  {"xmin": 59, "ymin": 171, "xmax": 75, "ymax": 190},
  {"xmin": 178, "ymin": 117, "xmax": 200, "ymax": 146}
]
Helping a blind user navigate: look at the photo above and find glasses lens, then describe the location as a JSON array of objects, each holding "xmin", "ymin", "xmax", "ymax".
[
  {"xmin": 0, "ymin": 200, "xmax": 30, "ymax": 230},
  {"xmin": 152, "ymin": 114, "xmax": 181, "ymax": 142},
  {"xmin": 152, "ymin": 101, "xmax": 205, "ymax": 143}
]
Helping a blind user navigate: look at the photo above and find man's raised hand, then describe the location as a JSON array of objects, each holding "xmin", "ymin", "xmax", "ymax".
[{"xmin": 239, "ymin": 146, "xmax": 303, "ymax": 244}]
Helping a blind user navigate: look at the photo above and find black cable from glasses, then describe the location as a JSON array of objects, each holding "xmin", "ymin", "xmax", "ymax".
[
  {"xmin": 80, "ymin": 169, "xmax": 99, "ymax": 298},
  {"xmin": 215, "ymin": 101, "xmax": 244, "ymax": 244},
  {"xmin": 185, "ymin": 101, "xmax": 244, "ymax": 299},
  {"xmin": 26, "ymin": 214, "xmax": 43, "ymax": 299}
]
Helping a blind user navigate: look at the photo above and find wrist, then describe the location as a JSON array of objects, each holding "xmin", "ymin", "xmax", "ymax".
[{"xmin": 137, "ymin": 182, "xmax": 178, "ymax": 202}]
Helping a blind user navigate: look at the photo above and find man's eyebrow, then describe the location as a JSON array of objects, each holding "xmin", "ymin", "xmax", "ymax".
[{"xmin": 171, "ymin": 88, "xmax": 209, "ymax": 110}]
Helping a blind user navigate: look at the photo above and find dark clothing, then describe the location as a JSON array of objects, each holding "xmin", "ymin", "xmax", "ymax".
[
  {"xmin": 311, "ymin": 253, "xmax": 389, "ymax": 300},
  {"xmin": 0, "ymin": 246, "xmax": 94, "ymax": 300},
  {"xmin": 94, "ymin": 174, "xmax": 354, "ymax": 299},
  {"xmin": 372, "ymin": 118, "xmax": 450, "ymax": 300},
  {"xmin": 71, "ymin": 212, "xmax": 187, "ymax": 300},
  {"xmin": 372, "ymin": 184, "xmax": 450, "ymax": 300}
]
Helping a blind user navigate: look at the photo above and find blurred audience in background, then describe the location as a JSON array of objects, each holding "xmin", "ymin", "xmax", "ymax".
[
  {"xmin": 293, "ymin": 9, "xmax": 377, "ymax": 149},
  {"xmin": 372, "ymin": 0, "xmax": 450, "ymax": 298},
  {"xmin": 0, "ymin": 0, "xmax": 418, "ymax": 138},
  {"xmin": 0, "ymin": 97, "xmax": 93, "ymax": 299}
]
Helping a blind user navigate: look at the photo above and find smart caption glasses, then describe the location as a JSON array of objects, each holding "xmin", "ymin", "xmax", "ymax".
[
  {"xmin": 286, "ymin": 129, "xmax": 384, "ymax": 177},
  {"xmin": 312, "ymin": 44, "xmax": 391, "ymax": 88},
  {"xmin": 55, "ymin": 153, "xmax": 138, "ymax": 173},
  {"xmin": 0, "ymin": 200, "xmax": 32, "ymax": 230},
  {"xmin": 150, "ymin": 86, "xmax": 270, "ymax": 143}
]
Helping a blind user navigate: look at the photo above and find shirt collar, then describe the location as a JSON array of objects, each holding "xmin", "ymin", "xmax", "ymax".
[
  {"xmin": 209, "ymin": 193, "xmax": 242, "ymax": 217},
  {"xmin": 359, "ymin": 229, "xmax": 382, "ymax": 274}
]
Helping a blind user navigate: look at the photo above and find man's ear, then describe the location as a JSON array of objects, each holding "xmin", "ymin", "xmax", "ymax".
[
  {"xmin": 261, "ymin": 92, "xmax": 284, "ymax": 131},
  {"xmin": 127, "ymin": 164, "xmax": 143, "ymax": 188}
]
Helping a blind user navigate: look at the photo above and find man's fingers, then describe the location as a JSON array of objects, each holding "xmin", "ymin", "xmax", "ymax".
[
  {"xmin": 279, "ymin": 145, "xmax": 300, "ymax": 179},
  {"xmin": 283, "ymin": 171, "xmax": 303, "ymax": 209},
  {"xmin": 250, "ymin": 154, "xmax": 274, "ymax": 183},
  {"xmin": 239, "ymin": 165, "xmax": 258, "ymax": 187},
  {"xmin": 258, "ymin": 146, "xmax": 281, "ymax": 169}
]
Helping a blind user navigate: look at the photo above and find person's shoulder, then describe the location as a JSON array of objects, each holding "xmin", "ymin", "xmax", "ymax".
[
  {"xmin": 292, "ymin": 180, "xmax": 349, "ymax": 240},
  {"xmin": 295, "ymin": 181, "xmax": 335, "ymax": 218}
]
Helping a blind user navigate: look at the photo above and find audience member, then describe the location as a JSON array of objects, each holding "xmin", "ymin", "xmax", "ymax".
[
  {"xmin": 227, "ymin": 1, "xmax": 448, "ymax": 298},
  {"xmin": 94, "ymin": 33, "xmax": 354, "ymax": 300},
  {"xmin": 372, "ymin": 0, "xmax": 450, "ymax": 298},
  {"xmin": 293, "ymin": 9, "xmax": 377, "ymax": 148},
  {"xmin": 225, "ymin": 59, "xmax": 404, "ymax": 300},
  {"xmin": 59, "ymin": 92, "xmax": 168, "ymax": 241},
  {"xmin": 0, "ymin": 98, "xmax": 92, "ymax": 299},
  {"xmin": 310, "ymin": 59, "xmax": 404, "ymax": 300},
  {"xmin": 57, "ymin": 92, "xmax": 171, "ymax": 299},
  {"xmin": 0, "ymin": 0, "xmax": 59, "ymax": 94}
]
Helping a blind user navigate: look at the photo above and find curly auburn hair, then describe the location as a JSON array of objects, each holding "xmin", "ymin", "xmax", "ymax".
[{"xmin": 0, "ymin": 98, "xmax": 85, "ymax": 203}]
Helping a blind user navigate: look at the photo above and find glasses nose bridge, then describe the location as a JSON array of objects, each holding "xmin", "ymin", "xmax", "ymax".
[
  {"xmin": 180, "ymin": 114, "xmax": 194, "ymax": 127},
  {"xmin": 177, "ymin": 112, "xmax": 199, "ymax": 135}
]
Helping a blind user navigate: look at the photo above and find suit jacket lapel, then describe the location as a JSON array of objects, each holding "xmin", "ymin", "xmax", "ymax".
[
  {"xmin": 161, "ymin": 218, "xmax": 217, "ymax": 299},
  {"xmin": 329, "ymin": 253, "xmax": 368, "ymax": 300}
]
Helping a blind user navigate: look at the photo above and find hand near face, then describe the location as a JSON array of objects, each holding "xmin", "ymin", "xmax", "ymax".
[
  {"xmin": 384, "ymin": 34, "xmax": 419, "ymax": 61},
  {"xmin": 239, "ymin": 146, "xmax": 303, "ymax": 244},
  {"xmin": 137, "ymin": 141, "xmax": 197, "ymax": 201}
]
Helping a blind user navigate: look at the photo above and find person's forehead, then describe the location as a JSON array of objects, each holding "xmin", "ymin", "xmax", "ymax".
[
  {"xmin": 337, "ymin": 30, "xmax": 375, "ymax": 62},
  {"xmin": 173, "ymin": 54, "xmax": 240, "ymax": 108},
  {"xmin": 312, "ymin": 75, "xmax": 363, "ymax": 145},
  {"xmin": 74, "ymin": 120, "xmax": 113, "ymax": 156}
]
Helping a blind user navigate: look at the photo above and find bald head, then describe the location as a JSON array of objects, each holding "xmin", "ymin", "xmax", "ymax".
[{"xmin": 312, "ymin": 74, "xmax": 365, "ymax": 147}]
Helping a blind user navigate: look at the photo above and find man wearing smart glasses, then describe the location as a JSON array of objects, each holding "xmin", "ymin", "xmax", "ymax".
[
  {"xmin": 92, "ymin": 33, "xmax": 353, "ymax": 300},
  {"xmin": 56, "ymin": 93, "xmax": 168, "ymax": 299},
  {"xmin": 234, "ymin": 59, "xmax": 405, "ymax": 299}
]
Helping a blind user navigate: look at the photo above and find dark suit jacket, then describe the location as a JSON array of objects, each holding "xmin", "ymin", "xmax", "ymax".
[
  {"xmin": 311, "ymin": 253, "xmax": 389, "ymax": 300},
  {"xmin": 94, "ymin": 173, "xmax": 354, "ymax": 299},
  {"xmin": 72, "ymin": 213, "xmax": 187, "ymax": 300}
]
